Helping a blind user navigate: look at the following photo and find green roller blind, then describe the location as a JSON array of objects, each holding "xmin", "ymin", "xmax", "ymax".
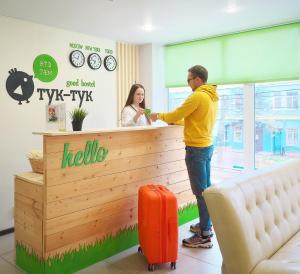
[{"xmin": 165, "ymin": 23, "xmax": 300, "ymax": 87}]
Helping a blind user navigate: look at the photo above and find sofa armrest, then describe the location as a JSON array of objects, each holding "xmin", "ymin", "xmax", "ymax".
[
  {"xmin": 204, "ymin": 159, "xmax": 300, "ymax": 274},
  {"xmin": 204, "ymin": 186, "xmax": 259, "ymax": 274}
]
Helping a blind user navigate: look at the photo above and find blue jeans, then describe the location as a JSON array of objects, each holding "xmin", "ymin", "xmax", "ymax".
[{"xmin": 185, "ymin": 145, "xmax": 213, "ymax": 232}]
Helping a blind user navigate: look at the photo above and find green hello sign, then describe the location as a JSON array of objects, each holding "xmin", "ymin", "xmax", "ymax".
[{"xmin": 61, "ymin": 140, "xmax": 109, "ymax": 168}]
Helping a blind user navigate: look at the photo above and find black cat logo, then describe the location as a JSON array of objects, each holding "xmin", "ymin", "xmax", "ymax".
[{"xmin": 6, "ymin": 68, "xmax": 34, "ymax": 105}]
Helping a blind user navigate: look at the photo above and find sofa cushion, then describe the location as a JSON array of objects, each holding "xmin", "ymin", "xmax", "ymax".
[
  {"xmin": 204, "ymin": 159, "xmax": 300, "ymax": 274},
  {"xmin": 253, "ymin": 230, "xmax": 300, "ymax": 274}
]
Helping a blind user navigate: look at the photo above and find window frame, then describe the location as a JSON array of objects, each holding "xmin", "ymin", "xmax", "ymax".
[
  {"xmin": 167, "ymin": 80, "xmax": 300, "ymax": 172},
  {"xmin": 286, "ymin": 128, "xmax": 299, "ymax": 146}
]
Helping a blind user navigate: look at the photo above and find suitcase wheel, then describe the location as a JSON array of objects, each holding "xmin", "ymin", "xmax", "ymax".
[
  {"xmin": 170, "ymin": 262, "xmax": 176, "ymax": 270},
  {"xmin": 148, "ymin": 263, "xmax": 155, "ymax": 272},
  {"xmin": 138, "ymin": 246, "xmax": 143, "ymax": 254}
]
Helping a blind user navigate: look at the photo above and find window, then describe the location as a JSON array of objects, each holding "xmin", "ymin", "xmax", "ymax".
[
  {"xmin": 286, "ymin": 128, "xmax": 299, "ymax": 146},
  {"xmin": 167, "ymin": 80, "xmax": 300, "ymax": 179},
  {"xmin": 255, "ymin": 81, "xmax": 300, "ymax": 168},
  {"xmin": 233, "ymin": 125, "xmax": 242, "ymax": 142},
  {"xmin": 168, "ymin": 85, "xmax": 244, "ymax": 182},
  {"xmin": 255, "ymin": 92, "xmax": 264, "ymax": 111},
  {"xmin": 220, "ymin": 95, "xmax": 230, "ymax": 111},
  {"xmin": 273, "ymin": 94, "xmax": 282, "ymax": 109},
  {"xmin": 235, "ymin": 95, "xmax": 243, "ymax": 111},
  {"xmin": 224, "ymin": 124, "xmax": 230, "ymax": 142},
  {"xmin": 168, "ymin": 87, "xmax": 191, "ymax": 111},
  {"xmin": 286, "ymin": 92, "xmax": 298, "ymax": 109}
]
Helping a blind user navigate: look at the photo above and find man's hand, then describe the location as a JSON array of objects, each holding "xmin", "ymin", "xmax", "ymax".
[{"xmin": 149, "ymin": 113, "xmax": 159, "ymax": 122}]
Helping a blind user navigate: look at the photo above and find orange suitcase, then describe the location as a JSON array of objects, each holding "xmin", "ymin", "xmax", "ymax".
[{"xmin": 138, "ymin": 184, "xmax": 178, "ymax": 271}]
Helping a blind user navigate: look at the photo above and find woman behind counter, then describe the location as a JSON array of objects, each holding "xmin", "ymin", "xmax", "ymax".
[{"xmin": 121, "ymin": 84, "xmax": 151, "ymax": 127}]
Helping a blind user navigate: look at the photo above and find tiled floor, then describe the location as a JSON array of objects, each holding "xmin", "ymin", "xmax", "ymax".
[{"xmin": 0, "ymin": 220, "xmax": 222, "ymax": 274}]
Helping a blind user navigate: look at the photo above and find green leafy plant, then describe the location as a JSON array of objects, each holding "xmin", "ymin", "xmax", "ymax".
[{"xmin": 69, "ymin": 108, "xmax": 88, "ymax": 122}]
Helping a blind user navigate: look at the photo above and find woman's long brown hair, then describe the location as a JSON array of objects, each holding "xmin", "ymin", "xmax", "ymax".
[{"xmin": 124, "ymin": 84, "xmax": 146, "ymax": 109}]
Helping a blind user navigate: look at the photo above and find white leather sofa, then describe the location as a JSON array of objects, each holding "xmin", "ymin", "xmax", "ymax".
[{"xmin": 203, "ymin": 159, "xmax": 300, "ymax": 274}]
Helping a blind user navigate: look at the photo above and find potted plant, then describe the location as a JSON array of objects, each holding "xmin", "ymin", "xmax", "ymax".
[{"xmin": 70, "ymin": 107, "xmax": 88, "ymax": 131}]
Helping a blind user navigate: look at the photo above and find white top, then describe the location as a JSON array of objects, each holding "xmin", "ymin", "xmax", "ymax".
[
  {"xmin": 121, "ymin": 105, "xmax": 149, "ymax": 127},
  {"xmin": 33, "ymin": 125, "xmax": 178, "ymax": 136}
]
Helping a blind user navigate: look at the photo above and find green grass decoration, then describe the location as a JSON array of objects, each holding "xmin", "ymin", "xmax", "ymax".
[
  {"xmin": 17, "ymin": 225, "xmax": 138, "ymax": 274},
  {"xmin": 178, "ymin": 202, "xmax": 199, "ymax": 225},
  {"xmin": 16, "ymin": 243, "xmax": 44, "ymax": 274},
  {"xmin": 16, "ymin": 203, "xmax": 198, "ymax": 273}
]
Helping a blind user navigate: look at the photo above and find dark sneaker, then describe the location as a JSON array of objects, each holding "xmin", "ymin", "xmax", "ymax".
[
  {"xmin": 182, "ymin": 234, "xmax": 213, "ymax": 248},
  {"xmin": 190, "ymin": 223, "xmax": 214, "ymax": 237}
]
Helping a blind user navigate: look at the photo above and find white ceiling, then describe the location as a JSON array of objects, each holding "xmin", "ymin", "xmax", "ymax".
[{"xmin": 0, "ymin": 0, "xmax": 300, "ymax": 45}]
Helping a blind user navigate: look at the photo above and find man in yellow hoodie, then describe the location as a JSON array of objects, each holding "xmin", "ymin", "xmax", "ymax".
[{"xmin": 150, "ymin": 65, "xmax": 219, "ymax": 248}]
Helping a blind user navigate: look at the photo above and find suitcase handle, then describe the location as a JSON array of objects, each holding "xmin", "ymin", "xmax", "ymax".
[
  {"xmin": 157, "ymin": 185, "xmax": 168, "ymax": 193},
  {"xmin": 148, "ymin": 185, "xmax": 165, "ymax": 191},
  {"xmin": 148, "ymin": 184, "xmax": 171, "ymax": 194}
]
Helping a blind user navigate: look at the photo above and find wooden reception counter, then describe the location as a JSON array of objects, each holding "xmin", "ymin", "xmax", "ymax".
[{"xmin": 15, "ymin": 125, "xmax": 196, "ymax": 273}]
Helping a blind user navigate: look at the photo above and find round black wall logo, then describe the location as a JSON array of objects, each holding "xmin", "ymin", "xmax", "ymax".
[{"xmin": 6, "ymin": 68, "xmax": 34, "ymax": 105}]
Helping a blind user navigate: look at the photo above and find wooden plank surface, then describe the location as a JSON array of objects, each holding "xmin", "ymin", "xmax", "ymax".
[
  {"xmin": 15, "ymin": 193, "xmax": 43, "ymax": 211},
  {"xmin": 15, "ymin": 199, "xmax": 43, "ymax": 220},
  {"xmin": 44, "ymin": 127, "xmax": 184, "ymax": 153},
  {"xmin": 45, "ymin": 149, "xmax": 185, "ymax": 186},
  {"xmin": 44, "ymin": 188, "xmax": 195, "ymax": 255},
  {"xmin": 15, "ymin": 172, "xmax": 43, "ymax": 185},
  {"xmin": 40, "ymin": 126, "xmax": 195, "ymax": 257},
  {"xmin": 46, "ymin": 196, "xmax": 137, "ymax": 235},
  {"xmin": 15, "ymin": 177, "xmax": 43, "ymax": 257},
  {"xmin": 45, "ymin": 207, "xmax": 138, "ymax": 251},
  {"xmin": 35, "ymin": 125, "xmax": 182, "ymax": 136},
  {"xmin": 15, "ymin": 222, "xmax": 43, "ymax": 256},
  {"xmin": 15, "ymin": 206, "xmax": 42, "ymax": 234},
  {"xmin": 15, "ymin": 179, "xmax": 43, "ymax": 203},
  {"xmin": 44, "ymin": 218, "xmax": 137, "ymax": 259},
  {"xmin": 46, "ymin": 161, "xmax": 187, "ymax": 202},
  {"xmin": 46, "ymin": 173, "xmax": 190, "ymax": 219},
  {"xmin": 46, "ymin": 176, "xmax": 191, "ymax": 237},
  {"xmin": 46, "ymin": 138, "xmax": 184, "ymax": 163}
]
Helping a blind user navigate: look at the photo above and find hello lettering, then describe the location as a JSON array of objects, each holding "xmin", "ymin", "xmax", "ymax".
[{"xmin": 61, "ymin": 140, "xmax": 109, "ymax": 168}]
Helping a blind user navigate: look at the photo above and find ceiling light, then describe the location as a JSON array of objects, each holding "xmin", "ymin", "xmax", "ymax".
[
  {"xmin": 225, "ymin": 3, "xmax": 240, "ymax": 13},
  {"xmin": 141, "ymin": 23, "xmax": 154, "ymax": 32}
]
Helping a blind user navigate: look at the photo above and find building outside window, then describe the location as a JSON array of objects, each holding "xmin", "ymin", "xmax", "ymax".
[
  {"xmin": 286, "ymin": 128, "xmax": 299, "ymax": 146},
  {"xmin": 255, "ymin": 81, "xmax": 300, "ymax": 168},
  {"xmin": 233, "ymin": 125, "xmax": 242, "ymax": 142},
  {"xmin": 169, "ymin": 80, "xmax": 300, "ymax": 180},
  {"xmin": 286, "ymin": 91, "xmax": 298, "ymax": 109},
  {"xmin": 273, "ymin": 93, "xmax": 282, "ymax": 109},
  {"xmin": 235, "ymin": 95, "xmax": 243, "ymax": 111},
  {"xmin": 169, "ymin": 84, "xmax": 244, "ymax": 183}
]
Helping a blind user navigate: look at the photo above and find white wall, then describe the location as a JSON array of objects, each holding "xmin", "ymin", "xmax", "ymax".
[
  {"xmin": 139, "ymin": 44, "xmax": 153, "ymax": 108},
  {"xmin": 139, "ymin": 43, "xmax": 168, "ymax": 125},
  {"xmin": 151, "ymin": 44, "xmax": 168, "ymax": 113},
  {"xmin": 0, "ymin": 16, "xmax": 117, "ymax": 230}
]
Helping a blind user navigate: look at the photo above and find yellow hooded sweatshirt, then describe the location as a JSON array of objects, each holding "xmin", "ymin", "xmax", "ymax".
[{"xmin": 158, "ymin": 85, "xmax": 219, "ymax": 147}]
